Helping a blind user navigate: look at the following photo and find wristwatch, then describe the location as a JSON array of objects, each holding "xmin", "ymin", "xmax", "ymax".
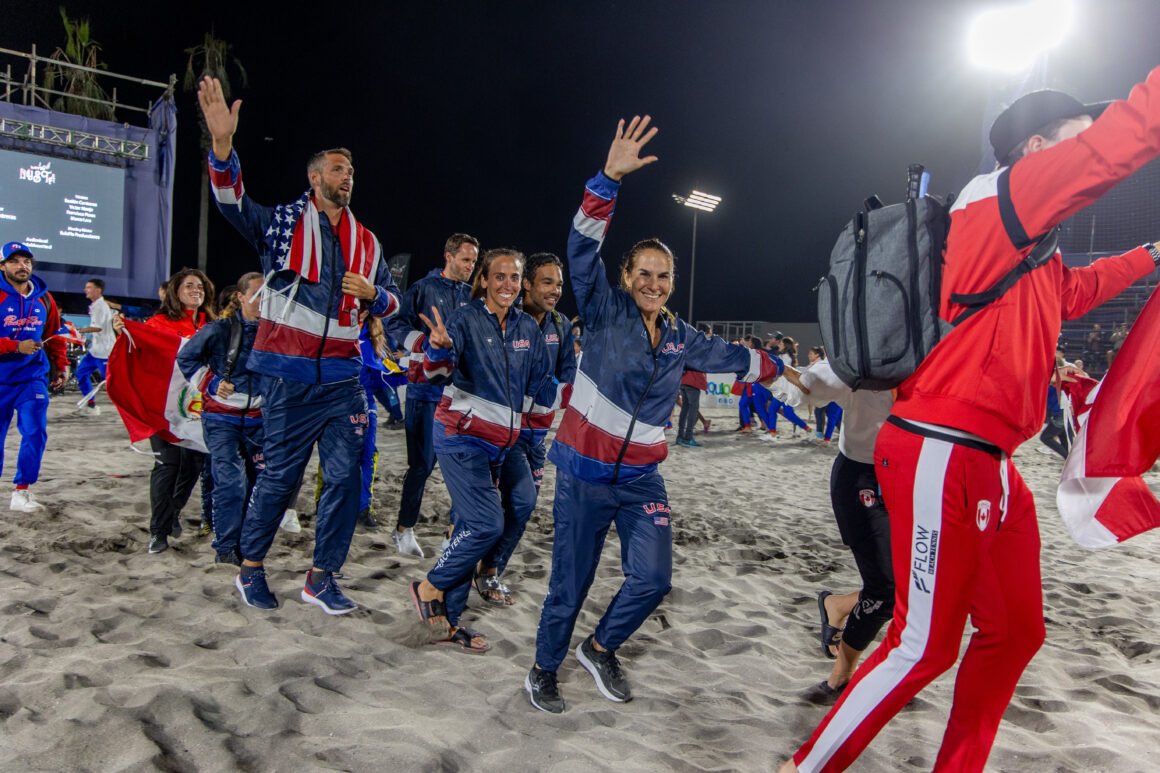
[{"xmin": 1145, "ymin": 242, "xmax": 1160, "ymax": 266}]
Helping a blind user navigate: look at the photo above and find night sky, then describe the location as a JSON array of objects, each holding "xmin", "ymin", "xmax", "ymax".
[{"xmin": 5, "ymin": 1, "xmax": 1159, "ymax": 321}]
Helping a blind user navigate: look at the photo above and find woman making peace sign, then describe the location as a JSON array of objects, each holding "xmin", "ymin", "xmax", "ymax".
[{"xmin": 408, "ymin": 248, "xmax": 561, "ymax": 653}]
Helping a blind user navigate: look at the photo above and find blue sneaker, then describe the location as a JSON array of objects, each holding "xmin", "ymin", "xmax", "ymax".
[
  {"xmin": 301, "ymin": 571, "xmax": 357, "ymax": 615},
  {"xmin": 235, "ymin": 567, "xmax": 278, "ymax": 609},
  {"xmin": 686, "ymin": 438, "xmax": 703, "ymax": 447}
]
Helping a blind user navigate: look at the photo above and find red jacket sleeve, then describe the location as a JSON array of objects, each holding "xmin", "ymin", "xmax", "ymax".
[
  {"xmin": 40, "ymin": 293, "xmax": 68, "ymax": 373},
  {"xmin": 1060, "ymin": 248, "xmax": 1157, "ymax": 320},
  {"xmin": 1008, "ymin": 66, "xmax": 1160, "ymax": 244}
]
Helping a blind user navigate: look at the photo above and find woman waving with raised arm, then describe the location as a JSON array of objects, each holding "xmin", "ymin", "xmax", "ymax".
[{"xmin": 525, "ymin": 116, "xmax": 805, "ymax": 713}]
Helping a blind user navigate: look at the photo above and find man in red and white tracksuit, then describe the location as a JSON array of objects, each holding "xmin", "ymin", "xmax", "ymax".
[{"xmin": 784, "ymin": 67, "xmax": 1160, "ymax": 773}]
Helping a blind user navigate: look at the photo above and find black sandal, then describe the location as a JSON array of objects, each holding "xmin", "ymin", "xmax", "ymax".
[
  {"xmin": 817, "ymin": 590, "xmax": 842, "ymax": 659},
  {"xmin": 433, "ymin": 626, "xmax": 491, "ymax": 654},
  {"xmin": 409, "ymin": 581, "xmax": 447, "ymax": 622},
  {"xmin": 474, "ymin": 573, "xmax": 512, "ymax": 606}
]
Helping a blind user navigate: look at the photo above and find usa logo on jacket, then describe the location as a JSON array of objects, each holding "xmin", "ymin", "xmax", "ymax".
[
  {"xmin": 660, "ymin": 342, "xmax": 685, "ymax": 356},
  {"xmin": 512, "ymin": 339, "xmax": 531, "ymax": 350}
]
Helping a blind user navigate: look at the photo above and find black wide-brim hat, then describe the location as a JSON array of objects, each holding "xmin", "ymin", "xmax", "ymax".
[{"xmin": 990, "ymin": 89, "xmax": 1112, "ymax": 162}]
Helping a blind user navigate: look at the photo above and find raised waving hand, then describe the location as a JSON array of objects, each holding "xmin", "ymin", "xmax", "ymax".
[
  {"xmin": 196, "ymin": 75, "xmax": 242, "ymax": 162},
  {"xmin": 603, "ymin": 115, "xmax": 659, "ymax": 181},
  {"xmin": 417, "ymin": 305, "xmax": 453, "ymax": 349}
]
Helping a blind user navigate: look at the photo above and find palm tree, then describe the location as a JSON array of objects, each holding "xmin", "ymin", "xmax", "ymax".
[
  {"xmin": 184, "ymin": 33, "xmax": 247, "ymax": 273},
  {"xmin": 42, "ymin": 7, "xmax": 115, "ymax": 120}
]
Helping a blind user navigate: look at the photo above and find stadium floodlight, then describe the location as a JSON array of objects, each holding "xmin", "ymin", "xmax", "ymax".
[
  {"xmin": 967, "ymin": 0, "xmax": 1074, "ymax": 72},
  {"xmin": 672, "ymin": 190, "xmax": 722, "ymax": 323}
]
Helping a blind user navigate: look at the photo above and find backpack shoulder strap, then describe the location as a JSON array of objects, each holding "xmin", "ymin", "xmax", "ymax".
[
  {"xmin": 222, "ymin": 314, "xmax": 244, "ymax": 381},
  {"xmin": 948, "ymin": 229, "xmax": 1059, "ymax": 326}
]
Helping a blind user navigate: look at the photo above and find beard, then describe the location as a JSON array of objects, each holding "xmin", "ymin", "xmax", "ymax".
[{"xmin": 322, "ymin": 181, "xmax": 351, "ymax": 208}]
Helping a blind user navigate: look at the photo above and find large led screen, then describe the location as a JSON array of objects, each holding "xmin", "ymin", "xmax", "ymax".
[{"xmin": 0, "ymin": 148, "xmax": 126, "ymax": 269}]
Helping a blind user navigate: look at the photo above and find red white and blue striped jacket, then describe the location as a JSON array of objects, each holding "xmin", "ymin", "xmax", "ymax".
[
  {"xmin": 208, "ymin": 150, "xmax": 401, "ymax": 384},
  {"xmin": 549, "ymin": 171, "xmax": 783, "ymax": 485},
  {"xmin": 423, "ymin": 299, "xmax": 559, "ymax": 461},
  {"xmin": 176, "ymin": 315, "xmax": 263, "ymax": 426}
]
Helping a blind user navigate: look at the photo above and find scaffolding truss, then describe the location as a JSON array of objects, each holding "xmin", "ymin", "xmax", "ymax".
[
  {"xmin": 0, "ymin": 44, "xmax": 173, "ymax": 163},
  {"xmin": 0, "ymin": 116, "xmax": 151, "ymax": 160}
]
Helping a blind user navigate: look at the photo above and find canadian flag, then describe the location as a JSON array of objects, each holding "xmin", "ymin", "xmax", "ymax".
[
  {"xmin": 1057, "ymin": 287, "xmax": 1160, "ymax": 548},
  {"xmin": 106, "ymin": 319, "xmax": 207, "ymax": 453}
]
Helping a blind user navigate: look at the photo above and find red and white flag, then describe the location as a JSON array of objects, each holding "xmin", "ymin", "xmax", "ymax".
[
  {"xmin": 55, "ymin": 319, "xmax": 86, "ymax": 346},
  {"xmin": 1057, "ymin": 287, "xmax": 1160, "ymax": 548},
  {"xmin": 106, "ymin": 319, "xmax": 206, "ymax": 453}
]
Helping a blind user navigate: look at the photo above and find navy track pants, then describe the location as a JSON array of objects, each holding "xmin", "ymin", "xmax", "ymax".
[
  {"xmin": 427, "ymin": 449, "xmax": 506, "ymax": 626},
  {"xmin": 240, "ymin": 378, "xmax": 366, "ymax": 572},
  {"xmin": 204, "ymin": 419, "xmax": 264, "ymax": 557},
  {"xmin": 534, "ymin": 468, "xmax": 673, "ymax": 671},
  {"xmin": 482, "ymin": 436, "xmax": 540, "ymax": 576}
]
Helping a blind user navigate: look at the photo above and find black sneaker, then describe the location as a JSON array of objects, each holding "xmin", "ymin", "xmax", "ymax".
[
  {"xmin": 525, "ymin": 666, "xmax": 565, "ymax": 714},
  {"xmin": 215, "ymin": 550, "xmax": 241, "ymax": 567},
  {"xmin": 148, "ymin": 534, "xmax": 169, "ymax": 554},
  {"xmin": 576, "ymin": 635, "xmax": 632, "ymax": 702},
  {"xmin": 357, "ymin": 508, "xmax": 380, "ymax": 531},
  {"xmin": 170, "ymin": 518, "xmax": 183, "ymax": 538}
]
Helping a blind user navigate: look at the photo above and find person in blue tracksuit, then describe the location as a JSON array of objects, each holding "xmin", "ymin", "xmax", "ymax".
[
  {"xmin": 353, "ymin": 317, "xmax": 402, "ymax": 529},
  {"xmin": 475, "ymin": 251, "xmax": 577, "ymax": 606},
  {"xmin": 199, "ymin": 76, "xmax": 401, "ymax": 615},
  {"xmin": 0, "ymin": 242, "xmax": 69, "ymax": 513},
  {"xmin": 525, "ymin": 117, "xmax": 805, "ymax": 713},
  {"xmin": 386, "ymin": 235, "xmax": 479, "ymax": 558},
  {"xmin": 177, "ymin": 272, "xmax": 265, "ymax": 566},
  {"xmin": 407, "ymin": 248, "xmax": 559, "ymax": 654}
]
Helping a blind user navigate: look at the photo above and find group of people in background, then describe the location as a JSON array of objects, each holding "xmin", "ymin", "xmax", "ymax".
[{"xmin": 2, "ymin": 63, "xmax": 1159, "ymax": 773}]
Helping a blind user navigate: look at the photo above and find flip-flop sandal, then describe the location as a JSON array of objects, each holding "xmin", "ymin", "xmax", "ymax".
[
  {"xmin": 433, "ymin": 626, "xmax": 491, "ymax": 654},
  {"xmin": 409, "ymin": 581, "xmax": 447, "ymax": 623},
  {"xmin": 817, "ymin": 590, "xmax": 842, "ymax": 660},
  {"xmin": 474, "ymin": 573, "xmax": 512, "ymax": 606}
]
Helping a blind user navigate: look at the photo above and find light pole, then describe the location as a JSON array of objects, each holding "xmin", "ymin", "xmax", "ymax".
[{"xmin": 671, "ymin": 190, "xmax": 721, "ymax": 323}]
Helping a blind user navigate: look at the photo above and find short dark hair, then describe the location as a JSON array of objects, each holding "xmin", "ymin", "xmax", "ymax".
[
  {"xmin": 86, "ymin": 278, "xmax": 105, "ymax": 290},
  {"xmin": 1000, "ymin": 117, "xmax": 1074, "ymax": 167},
  {"xmin": 523, "ymin": 252, "xmax": 563, "ymax": 285},
  {"xmin": 444, "ymin": 233, "xmax": 480, "ymax": 258},
  {"xmin": 307, "ymin": 147, "xmax": 353, "ymax": 179}
]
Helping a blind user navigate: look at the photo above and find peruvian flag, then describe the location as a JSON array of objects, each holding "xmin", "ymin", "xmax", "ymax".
[
  {"xmin": 106, "ymin": 319, "xmax": 207, "ymax": 453},
  {"xmin": 1057, "ymin": 287, "xmax": 1160, "ymax": 548}
]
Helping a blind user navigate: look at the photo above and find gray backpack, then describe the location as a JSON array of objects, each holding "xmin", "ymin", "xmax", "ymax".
[{"xmin": 818, "ymin": 165, "xmax": 1056, "ymax": 390}]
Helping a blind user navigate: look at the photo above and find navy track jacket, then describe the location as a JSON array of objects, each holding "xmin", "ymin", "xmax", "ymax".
[
  {"xmin": 549, "ymin": 171, "xmax": 783, "ymax": 484},
  {"xmin": 423, "ymin": 299, "xmax": 560, "ymax": 461}
]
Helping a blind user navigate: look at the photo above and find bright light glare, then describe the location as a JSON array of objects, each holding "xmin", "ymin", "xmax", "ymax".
[{"xmin": 967, "ymin": 0, "xmax": 1073, "ymax": 72}]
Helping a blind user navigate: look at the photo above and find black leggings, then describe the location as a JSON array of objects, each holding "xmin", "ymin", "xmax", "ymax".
[
  {"xmin": 830, "ymin": 452, "xmax": 894, "ymax": 652},
  {"xmin": 1039, "ymin": 415, "xmax": 1069, "ymax": 459},
  {"xmin": 149, "ymin": 435, "xmax": 205, "ymax": 537}
]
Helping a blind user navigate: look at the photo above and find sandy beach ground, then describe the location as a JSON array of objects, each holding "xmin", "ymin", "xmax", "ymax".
[{"xmin": 0, "ymin": 395, "xmax": 1156, "ymax": 772}]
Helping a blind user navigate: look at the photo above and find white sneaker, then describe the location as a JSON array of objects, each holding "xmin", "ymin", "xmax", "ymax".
[
  {"xmin": 78, "ymin": 404, "xmax": 101, "ymax": 416},
  {"xmin": 393, "ymin": 527, "xmax": 425, "ymax": 558},
  {"xmin": 10, "ymin": 489, "xmax": 44, "ymax": 512},
  {"xmin": 280, "ymin": 509, "xmax": 302, "ymax": 533}
]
